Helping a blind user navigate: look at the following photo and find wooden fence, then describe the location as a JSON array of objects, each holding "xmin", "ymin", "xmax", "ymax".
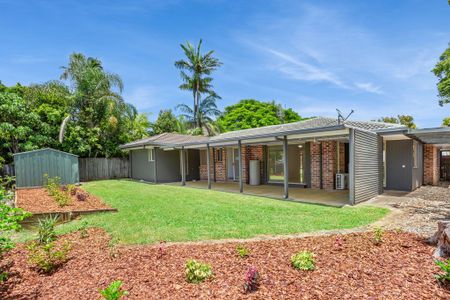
[{"xmin": 78, "ymin": 157, "xmax": 130, "ymax": 182}]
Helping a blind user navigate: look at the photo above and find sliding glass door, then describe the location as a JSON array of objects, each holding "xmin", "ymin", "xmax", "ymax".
[{"xmin": 267, "ymin": 144, "xmax": 306, "ymax": 184}]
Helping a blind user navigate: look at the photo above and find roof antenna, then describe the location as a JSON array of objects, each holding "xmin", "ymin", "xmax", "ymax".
[{"xmin": 336, "ymin": 109, "xmax": 354, "ymax": 124}]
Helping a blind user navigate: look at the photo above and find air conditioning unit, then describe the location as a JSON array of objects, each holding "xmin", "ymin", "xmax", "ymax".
[{"xmin": 336, "ymin": 173, "xmax": 349, "ymax": 190}]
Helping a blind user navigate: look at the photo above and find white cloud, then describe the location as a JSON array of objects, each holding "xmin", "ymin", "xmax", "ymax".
[{"xmin": 354, "ymin": 82, "xmax": 383, "ymax": 94}]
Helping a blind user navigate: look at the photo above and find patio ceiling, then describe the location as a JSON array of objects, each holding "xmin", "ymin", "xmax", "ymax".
[{"xmin": 407, "ymin": 127, "xmax": 450, "ymax": 146}]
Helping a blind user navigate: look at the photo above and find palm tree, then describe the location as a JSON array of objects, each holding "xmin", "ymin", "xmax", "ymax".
[
  {"xmin": 59, "ymin": 53, "xmax": 126, "ymax": 141},
  {"xmin": 177, "ymin": 94, "xmax": 221, "ymax": 136},
  {"xmin": 175, "ymin": 39, "xmax": 222, "ymax": 128}
]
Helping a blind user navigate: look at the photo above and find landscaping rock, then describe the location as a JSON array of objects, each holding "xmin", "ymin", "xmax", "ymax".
[{"xmin": 430, "ymin": 221, "xmax": 450, "ymax": 258}]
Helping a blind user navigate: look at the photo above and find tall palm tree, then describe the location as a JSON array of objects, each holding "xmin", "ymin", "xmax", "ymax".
[
  {"xmin": 59, "ymin": 53, "xmax": 125, "ymax": 141},
  {"xmin": 175, "ymin": 39, "xmax": 222, "ymax": 128},
  {"xmin": 177, "ymin": 94, "xmax": 221, "ymax": 136}
]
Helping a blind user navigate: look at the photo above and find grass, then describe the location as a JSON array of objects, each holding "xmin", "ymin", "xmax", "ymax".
[{"xmin": 16, "ymin": 180, "xmax": 389, "ymax": 245}]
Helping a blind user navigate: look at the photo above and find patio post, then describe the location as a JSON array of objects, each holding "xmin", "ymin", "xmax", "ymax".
[
  {"xmin": 207, "ymin": 143, "xmax": 211, "ymax": 189},
  {"xmin": 180, "ymin": 146, "xmax": 186, "ymax": 186},
  {"xmin": 283, "ymin": 135, "xmax": 289, "ymax": 199},
  {"xmin": 238, "ymin": 140, "xmax": 243, "ymax": 193}
]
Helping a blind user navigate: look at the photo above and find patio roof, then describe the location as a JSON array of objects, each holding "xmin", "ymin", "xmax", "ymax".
[{"xmin": 407, "ymin": 127, "xmax": 450, "ymax": 146}]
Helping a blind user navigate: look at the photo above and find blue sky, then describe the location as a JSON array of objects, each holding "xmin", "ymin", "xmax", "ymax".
[{"xmin": 0, "ymin": 0, "xmax": 449, "ymax": 127}]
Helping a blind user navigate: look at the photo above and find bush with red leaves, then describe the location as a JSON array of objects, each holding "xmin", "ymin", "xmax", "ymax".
[
  {"xmin": 243, "ymin": 266, "xmax": 259, "ymax": 293},
  {"xmin": 76, "ymin": 192, "xmax": 87, "ymax": 201}
]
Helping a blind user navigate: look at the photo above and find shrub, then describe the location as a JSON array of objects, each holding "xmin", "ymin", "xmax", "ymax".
[
  {"xmin": 27, "ymin": 240, "xmax": 71, "ymax": 273},
  {"xmin": 43, "ymin": 174, "xmax": 61, "ymax": 197},
  {"xmin": 67, "ymin": 184, "xmax": 78, "ymax": 196},
  {"xmin": 54, "ymin": 190, "xmax": 70, "ymax": 207},
  {"xmin": 185, "ymin": 259, "xmax": 213, "ymax": 283},
  {"xmin": 37, "ymin": 215, "xmax": 59, "ymax": 244},
  {"xmin": 236, "ymin": 244, "xmax": 250, "ymax": 258},
  {"xmin": 373, "ymin": 227, "xmax": 384, "ymax": 245},
  {"xmin": 99, "ymin": 280, "xmax": 129, "ymax": 300},
  {"xmin": 291, "ymin": 251, "xmax": 315, "ymax": 271},
  {"xmin": 108, "ymin": 237, "xmax": 120, "ymax": 259},
  {"xmin": 435, "ymin": 259, "xmax": 450, "ymax": 283},
  {"xmin": 243, "ymin": 266, "xmax": 259, "ymax": 293}
]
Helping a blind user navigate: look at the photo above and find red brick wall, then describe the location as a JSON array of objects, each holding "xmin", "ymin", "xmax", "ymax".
[
  {"xmin": 199, "ymin": 146, "xmax": 264, "ymax": 183},
  {"xmin": 310, "ymin": 141, "xmax": 337, "ymax": 189},
  {"xmin": 424, "ymin": 144, "xmax": 440, "ymax": 185},
  {"xmin": 199, "ymin": 149, "xmax": 214, "ymax": 181},
  {"xmin": 337, "ymin": 142, "xmax": 346, "ymax": 173}
]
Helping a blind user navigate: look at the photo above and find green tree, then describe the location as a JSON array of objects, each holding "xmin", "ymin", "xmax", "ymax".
[
  {"xmin": 175, "ymin": 39, "xmax": 222, "ymax": 128},
  {"xmin": 443, "ymin": 117, "xmax": 450, "ymax": 127},
  {"xmin": 433, "ymin": 43, "xmax": 450, "ymax": 106},
  {"xmin": 378, "ymin": 115, "xmax": 416, "ymax": 129},
  {"xmin": 151, "ymin": 109, "xmax": 179, "ymax": 135},
  {"xmin": 0, "ymin": 91, "xmax": 45, "ymax": 157},
  {"xmin": 177, "ymin": 94, "xmax": 222, "ymax": 136},
  {"xmin": 217, "ymin": 99, "xmax": 302, "ymax": 132}
]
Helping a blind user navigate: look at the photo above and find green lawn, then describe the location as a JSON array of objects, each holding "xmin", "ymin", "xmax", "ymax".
[{"xmin": 19, "ymin": 180, "xmax": 388, "ymax": 245}]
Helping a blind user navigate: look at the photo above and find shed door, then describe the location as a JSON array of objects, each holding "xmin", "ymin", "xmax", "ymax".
[{"xmin": 385, "ymin": 140, "xmax": 412, "ymax": 191}]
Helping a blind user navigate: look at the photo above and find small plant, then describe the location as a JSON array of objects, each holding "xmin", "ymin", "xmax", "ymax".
[
  {"xmin": 79, "ymin": 220, "xmax": 89, "ymax": 238},
  {"xmin": 334, "ymin": 236, "xmax": 344, "ymax": 249},
  {"xmin": 435, "ymin": 259, "xmax": 450, "ymax": 283},
  {"xmin": 291, "ymin": 250, "xmax": 315, "ymax": 271},
  {"xmin": 99, "ymin": 280, "xmax": 129, "ymax": 300},
  {"xmin": 54, "ymin": 190, "xmax": 70, "ymax": 207},
  {"xmin": 27, "ymin": 240, "xmax": 71, "ymax": 273},
  {"xmin": 157, "ymin": 241, "xmax": 166, "ymax": 259},
  {"xmin": 108, "ymin": 237, "xmax": 120, "ymax": 259},
  {"xmin": 243, "ymin": 266, "xmax": 259, "ymax": 293},
  {"xmin": 373, "ymin": 227, "xmax": 384, "ymax": 245},
  {"xmin": 236, "ymin": 244, "xmax": 250, "ymax": 258},
  {"xmin": 67, "ymin": 184, "xmax": 78, "ymax": 196},
  {"xmin": 43, "ymin": 174, "xmax": 61, "ymax": 197},
  {"xmin": 185, "ymin": 259, "xmax": 213, "ymax": 283},
  {"xmin": 37, "ymin": 215, "xmax": 59, "ymax": 244},
  {"xmin": 76, "ymin": 191, "xmax": 88, "ymax": 201}
]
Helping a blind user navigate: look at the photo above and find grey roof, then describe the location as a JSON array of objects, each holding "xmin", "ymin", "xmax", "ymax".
[
  {"xmin": 120, "ymin": 133, "xmax": 210, "ymax": 149},
  {"xmin": 120, "ymin": 117, "xmax": 404, "ymax": 149}
]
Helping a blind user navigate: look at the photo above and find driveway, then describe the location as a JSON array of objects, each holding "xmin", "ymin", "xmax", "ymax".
[{"xmin": 366, "ymin": 184, "xmax": 450, "ymax": 237}]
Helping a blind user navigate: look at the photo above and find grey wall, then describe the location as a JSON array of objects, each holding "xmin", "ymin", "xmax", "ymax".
[
  {"xmin": 385, "ymin": 140, "xmax": 413, "ymax": 191},
  {"xmin": 14, "ymin": 148, "xmax": 79, "ymax": 188},
  {"xmin": 350, "ymin": 129, "xmax": 382, "ymax": 204},
  {"xmin": 156, "ymin": 148, "xmax": 181, "ymax": 182},
  {"xmin": 130, "ymin": 149, "xmax": 155, "ymax": 182}
]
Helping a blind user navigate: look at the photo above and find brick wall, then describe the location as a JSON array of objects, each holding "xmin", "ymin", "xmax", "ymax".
[
  {"xmin": 337, "ymin": 142, "xmax": 346, "ymax": 173},
  {"xmin": 424, "ymin": 144, "xmax": 440, "ymax": 185},
  {"xmin": 214, "ymin": 148, "xmax": 227, "ymax": 181},
  {"xmin": 243, "ymin": 145, "xmax": 264, "ymax": 184},
  {"xmin": 199, "ymin": 149, "xmax": 214, "ymax": 181},
  {"xmin": 310, "ymin": 141, "xmax": 338, "ymax": 189}
]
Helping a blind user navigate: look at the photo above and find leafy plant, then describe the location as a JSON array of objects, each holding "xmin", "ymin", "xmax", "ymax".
[
  {"xmin": 185, "ymin": 259, "xmax": 213, "ymax": 283},
  {"xmin": 79, "ymin": 220, "xmax": 89, "ymax": 238},
  {"xmin": 291, "ymin": 251, "xmax": 315, "ymax": 271},
  {"xmin": 435, "ymin": 259, "xmax": 450, "ymax": 283},
  {"xmin": 27, "ymin": 240, "xmax": 71, "ymax": 273},
  {"xmin": 334, "ymin": 236, "xmax": 344, "ymax": 249},
  {"xmin": 67, "ymin": 184, "xmax": 77, "ymax": 196},
  {"xmin": 43, "ymin": 174, "xmax": 70, "ymax": 206},
  {"xmin": 54, "ymin": 190, "xmax": 70, "ymax": 207},
  {"xmin": 76, "ymin": 191, "xmax": 88, "ymax": 201},
  {"xmin": 157, "ymin": 240, "xmax": 166, "ymax": 259},
  {"xmin": 99, "ymin": 280, "xmax": 129, "ymax": 300},
  {"xmin": 243, "ymin": 266, "xmax": 259, "ymax": 293},
  {"xmin": 37, "ymin": 215, "xmax": 59, "ymax": 244},
  {"xmin": 373, "ymin": 227, "xmax": 384, "ymax": 245},
  {"xmin": 236, "ymin": 244, "xmax": 250, "ymax": 258}
]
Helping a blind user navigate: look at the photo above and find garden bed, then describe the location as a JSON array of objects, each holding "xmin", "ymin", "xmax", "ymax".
[
  {"xmin": 2, "ymin": 229, "xmax": 449, "ymax": 299},
  {"xmin": 15, "ymin": 187, "xmax": 115, "ymax": 214}
]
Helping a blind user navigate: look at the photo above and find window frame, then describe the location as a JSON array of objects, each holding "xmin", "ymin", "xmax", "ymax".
[{"xmin": 148, "ymin": 148, "xmax": 155, "ymax": 162}]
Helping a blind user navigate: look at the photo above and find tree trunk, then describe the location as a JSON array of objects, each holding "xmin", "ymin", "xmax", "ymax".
[{"xmin": 430, "ymin": 221, "xmax": 450, "ymax": 258}]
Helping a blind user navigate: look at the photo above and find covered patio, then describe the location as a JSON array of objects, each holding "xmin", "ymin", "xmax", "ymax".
[{"xmin": 168, "ymin": 180, "xmax": 349, "ymax": 206}]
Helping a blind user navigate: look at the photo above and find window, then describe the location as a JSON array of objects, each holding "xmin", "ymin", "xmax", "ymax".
[
  {"xmin": 216, "ymin": 149, "xmax": 223, "ymax": 162},
  {"xmin": 148, "ymin": 149, "xmax": 155, "ymax": 162},
  {"xmin": 412, "ymin": 141, "xmax": 418, "ymax": 168}
]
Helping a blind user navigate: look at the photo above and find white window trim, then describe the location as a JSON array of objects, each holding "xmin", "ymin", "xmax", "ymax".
[{"xmin": 148, "ymin": 149, "xmax": 155, "ymax": 162}]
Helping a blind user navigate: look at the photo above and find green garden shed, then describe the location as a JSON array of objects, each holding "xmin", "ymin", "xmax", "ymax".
[{"xmin": 13, "ymin": 148, "xmax": 79, "ymax": 188}]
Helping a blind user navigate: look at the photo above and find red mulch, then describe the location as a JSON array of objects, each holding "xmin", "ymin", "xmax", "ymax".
[
  {"xmin": 1, "ymin": 229, "xmax": 449, "ymax": 299},
  {"xmin": 15, "ymin": 187, "xmax": 113, "ymax": 214}
]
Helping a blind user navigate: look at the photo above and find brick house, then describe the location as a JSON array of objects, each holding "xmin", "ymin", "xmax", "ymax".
[{"xmin": 121, "ymin": 117, "xmax": 450, "ymax": 205}]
